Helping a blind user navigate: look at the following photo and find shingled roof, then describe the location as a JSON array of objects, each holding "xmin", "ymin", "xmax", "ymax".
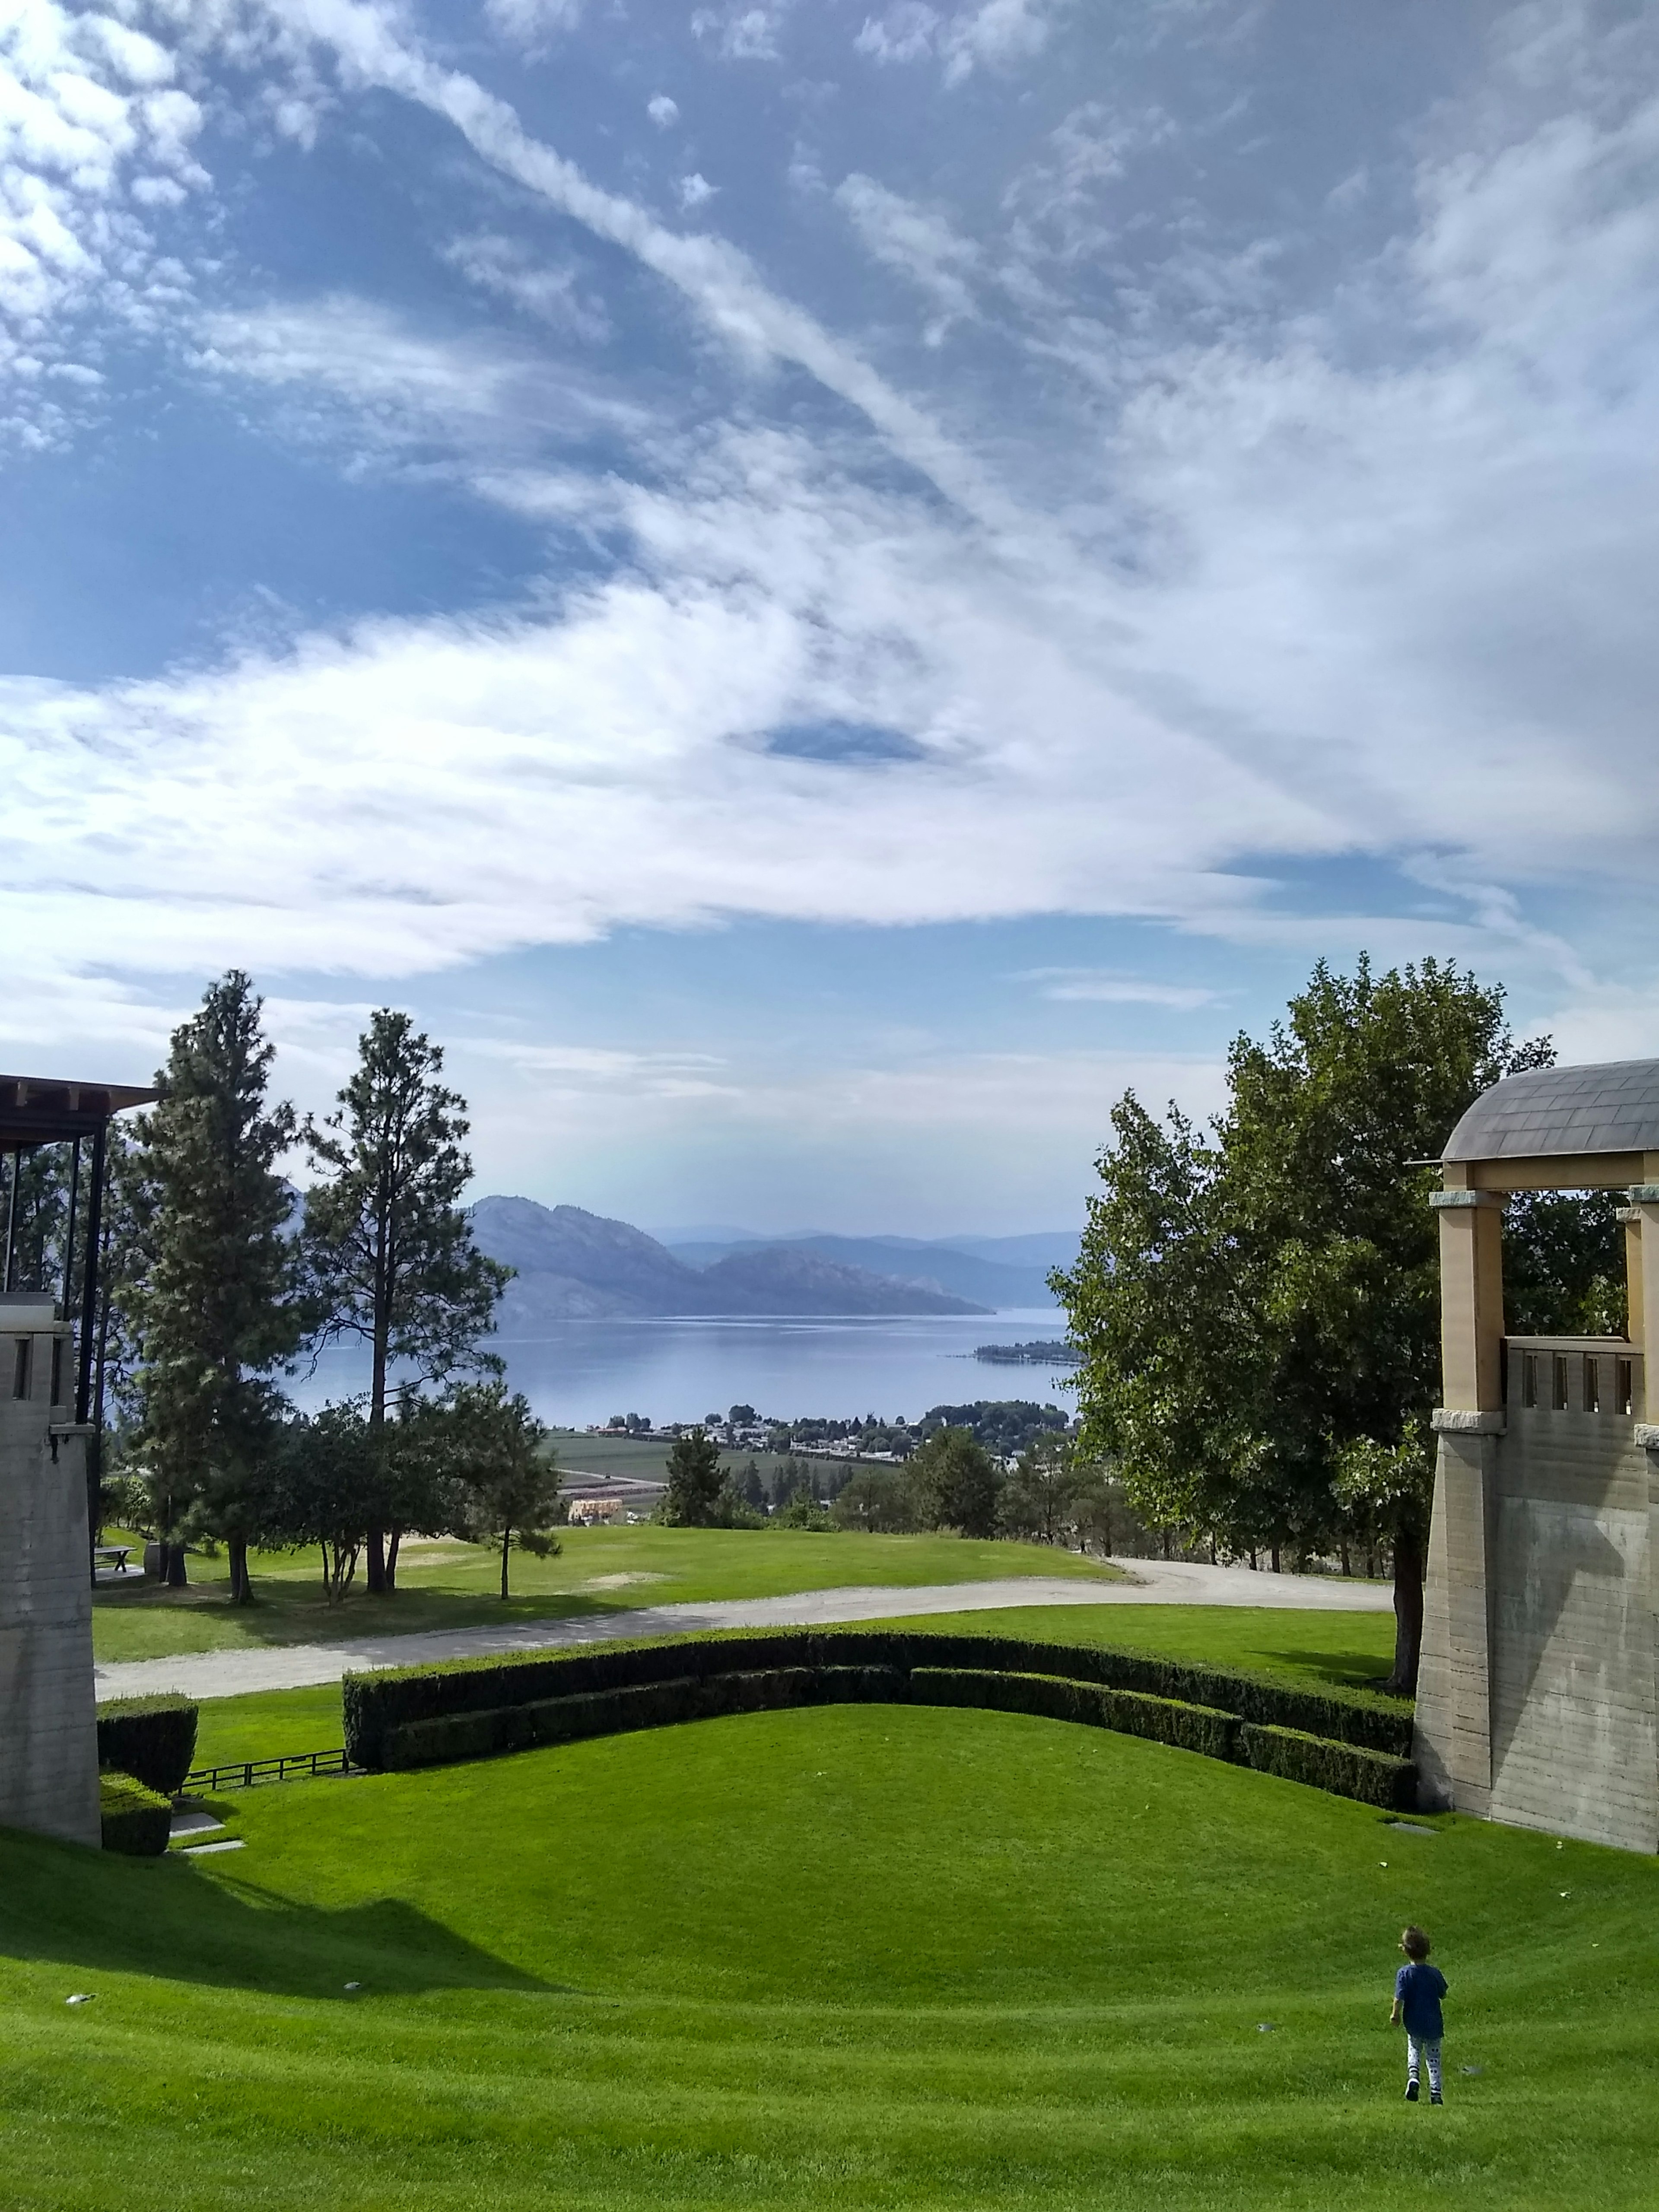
[{"xmin": 1443, "ymin": 1058, "xmax": 1659, "ymax": 1163}]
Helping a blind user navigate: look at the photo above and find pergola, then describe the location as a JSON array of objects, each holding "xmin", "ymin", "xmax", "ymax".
[
  {"xmin": 1419, "ymin": 1056, "xmax": 1659, "ymax": 1851},
  {"xmin": 0, "ymin": 1074, "xmax": 156, "ymax": 1428}
]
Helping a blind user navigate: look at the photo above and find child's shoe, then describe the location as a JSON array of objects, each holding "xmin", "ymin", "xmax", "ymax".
[
  {"xmin": 1430, "ymin": 2092, "xmax": 1443, "ymax": 2105},
  {"xmin": 1404, "ymin": 2081, "xmax": 1419, "ymax": 2101}
]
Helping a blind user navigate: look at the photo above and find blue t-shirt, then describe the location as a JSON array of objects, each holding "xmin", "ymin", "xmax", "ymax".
[{"xmin": 1395, "ymin": 1962, "xmax": 1447, "ymax": 2040}]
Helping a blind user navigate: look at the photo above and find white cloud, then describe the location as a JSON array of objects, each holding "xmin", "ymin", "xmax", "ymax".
[
  {"xmin": 647, "ymin": 93, "xmax": 679, "ymax": 129},
  {"xmin": 835, "ymin": 172, "xmax": 979, "ymax": 339},
  {"xmin": 679, "ymin": 171, "xmax": 717, "ymax": 211},
  {"xmin": 485, "ymin": 0, "xmax": 583, "ymax": 43},
  {"xmin": 441, "ymin": 233, "xmax": 610, "ymax": 342},
  {"xmin": 854, "ymin": 0, "xmax": 1061, "ymax": 83},
  {"xmin": 690, "ymin": 4, "xmax": 789, "ymax": 63},
  {"xmin": 1021, "ymin": 972, "xmax": 1219, "ymax": 1009},
  {"xmin": 0, "ymin": 0, "xmax": 209, "ymax": 438}
]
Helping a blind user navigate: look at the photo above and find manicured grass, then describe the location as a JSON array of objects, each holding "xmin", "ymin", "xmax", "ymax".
[
  {"xmin": 11, "ymin": 1702, "xmax": 1658, "ymax": 2209},
  {"xmin": 866, "ymin": 1603, "xmax": 1405, "ymax": 1703},
  {"xmin": 93, "ymin": 1525, "xmax": 1119, "ymax": 1663}
]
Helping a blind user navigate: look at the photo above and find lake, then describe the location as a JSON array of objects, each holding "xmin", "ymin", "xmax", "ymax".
[{"xmin": 303, "ymin": 1309, "xmax": 1075, "ymax": 1428}]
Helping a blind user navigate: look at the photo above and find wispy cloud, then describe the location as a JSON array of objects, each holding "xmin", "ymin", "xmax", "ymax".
[{"xmin": 1020, "ymin": 972, "xmax": 1220, "ymax": 1009}]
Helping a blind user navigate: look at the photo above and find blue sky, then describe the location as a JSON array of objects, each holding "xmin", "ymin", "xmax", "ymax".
[{"xmin": 4, "ymin": 0, "xmax": 1658, "ymax": 1233}]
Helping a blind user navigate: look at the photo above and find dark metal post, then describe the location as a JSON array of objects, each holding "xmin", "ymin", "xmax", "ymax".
[
  {"xmin": 75, "ymin": 1122, "xmax": 105, "ymax": 1427},
  {"xmin": 3, "ymin": 1145, "xmax": 19, "ymax": 1291},
  {"xmin": 61, "ymin": 1135, "xmax": 81, "ymax": 1319}
]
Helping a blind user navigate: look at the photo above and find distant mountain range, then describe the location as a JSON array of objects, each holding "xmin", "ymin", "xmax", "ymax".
[
  {"xmin": 661, "ymin": 1232, "xmax": 1068, "ymax": 1310},
  {"xmin": 470, "ymin": 1199, "xmax": 1024, "ymax": 1324}
]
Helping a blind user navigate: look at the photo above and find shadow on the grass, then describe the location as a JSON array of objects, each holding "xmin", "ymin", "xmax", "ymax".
[
  {"xmin": 1257, "ymin": 1649, "xmax": 1409, "ymax": 1701},
  {"xmin": 0, "ymin": 1825, "xmax": 553, "ymax": 1999}
]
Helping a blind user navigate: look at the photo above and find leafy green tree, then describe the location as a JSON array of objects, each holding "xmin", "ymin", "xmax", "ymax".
[
  {"xmin": 908, "ymin": 1425, "xmax": 1000, "ymax": 1537},
  {"xmin": 657, "ymin": 1427, "xmax": 724, "ymax": 1526},
  {"xmin": 775, "ymin": 1487, "xmax": 834, "ymax": 1530},
  {"xmin": 998, "ymin": 1432, "xmax": 1076, "ymax": 1545},
  {"xmin": 301, "ymin": 1010, "xmax": 509, "ymax": 1592},
  {"xmin": 1058, "ymin": 957, "xmax": 1552, "ymax": 1692},
  {"xmin": 830, "ymin": 1467, "xmax": 916, "ymax": 1532},
  {"xmin": 1503, "ymin": 1191, "xmax": 1626, "ymax": 1336},
  {"xmin": 447, "ymin": 1383, "xmax": 560, "ymax": 1599},
  {"xmin": 127, "ymin": 973, "xmax": 301, "ymax": 1602},
  {"xmin": 273, "ymin": 1402, "xmax": 377, "ymax": 1602}
]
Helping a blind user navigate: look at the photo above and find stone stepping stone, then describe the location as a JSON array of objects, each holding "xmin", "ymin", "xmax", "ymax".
[
  {"xmin": 170, "ymin": 1809, "xmax": 226, "ymax": 1840},
  {"xmin": 179, "ymin": 1839, "xmax": 245, "ymax": 1856}
]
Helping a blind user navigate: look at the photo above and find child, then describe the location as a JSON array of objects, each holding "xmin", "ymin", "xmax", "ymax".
[{"xmin": 1390, "ymin": 1925, "xmax": 1449, "ymax": 2104}]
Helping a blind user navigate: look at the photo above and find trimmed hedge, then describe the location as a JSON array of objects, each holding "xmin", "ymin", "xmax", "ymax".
[
  {"xmin": 345, "ymin": 1626, "xmax": 1408, "ymax": 1770},
  {"xmin": 909, "ymin": 1669, "xmax": 1239, "ymax": 1761},
  {"xmin": 384, "ymin": 1666, "xmax": 908, "ymax": 1770},
  {"xmin": 97, "ymin": 1695, "xmax": 198, "ymax": 1798},
  {"xmin": 1239, "ymin": 1723, "xmax": 1415, "ymax": 1811},
  {"xmin": 100, "ymin": 1771, "xmax": 172, "ymax": 1857}
]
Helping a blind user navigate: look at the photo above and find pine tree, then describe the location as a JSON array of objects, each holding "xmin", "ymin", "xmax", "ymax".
[
  {"xmin": 658, "ymin": 1427, "xmax": 724, "ymax": 1525},
  {"xmin": 300, "ymin": 1010, "xmax": 509, "ymax": 1592},
  {"xmin": 128, "ymin": 972, "xmax": 300, "ymax": 1601}
]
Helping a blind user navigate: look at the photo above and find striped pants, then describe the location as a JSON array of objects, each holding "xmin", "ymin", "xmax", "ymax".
[{"xmin": 1407, "ymin": 2035, "xmax": 1443, "ymax": 2098}]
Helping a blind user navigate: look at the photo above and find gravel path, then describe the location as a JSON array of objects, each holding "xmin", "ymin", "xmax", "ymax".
[{"xmin": 94, "ymin": 1558, "xmax": 1392, "ymax": 1704}]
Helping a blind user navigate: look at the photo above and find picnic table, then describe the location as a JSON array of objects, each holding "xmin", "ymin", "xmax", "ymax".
[{"xmin": 95, "ymin": 1545, "xmax": 132, "ymax": 1574}]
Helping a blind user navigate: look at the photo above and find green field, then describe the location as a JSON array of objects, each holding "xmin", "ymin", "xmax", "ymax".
[
  {"xmin": 10, "ymin": 1683, "xmax": 1655, "ymax": 2210},
  {"xmin": 93, "ymin": 1525, "xmax": 1120, "ymax": 1663}
]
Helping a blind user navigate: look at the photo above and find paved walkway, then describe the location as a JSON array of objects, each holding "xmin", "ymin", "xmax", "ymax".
[{"xmin": 94, "ymin": 1559, "xmax": 1392, "ymax": 1704}]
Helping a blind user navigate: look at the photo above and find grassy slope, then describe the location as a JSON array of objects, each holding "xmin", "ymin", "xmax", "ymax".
[
  {"xmin": 187, "ymin": 1605, "xmax": 1403, "ymax": 1770},
  {"xmin": 8, "ymin": 1704, "xmax": 1656, "ymax": 2210},
  {"xmin": 94, "ymin": 1526, "xmax": 1119, "ymax": 1663}
]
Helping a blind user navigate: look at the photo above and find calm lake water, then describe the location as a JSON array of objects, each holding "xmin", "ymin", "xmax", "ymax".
[{"xmin": 303, "ymin": 1309, "xmax": 1074, "ymax": 1429}]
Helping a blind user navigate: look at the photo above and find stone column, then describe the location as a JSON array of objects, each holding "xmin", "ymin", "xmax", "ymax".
[{"xmin": 1414, "ymin": 1185, "xmax": 1505, "ymax": 1815}]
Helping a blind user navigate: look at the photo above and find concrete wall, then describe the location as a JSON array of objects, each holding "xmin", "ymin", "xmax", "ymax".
[
  {"xmin": 1415, "ymin": 1338, "xmax": 1659, "ymax": 1854},
  {"xmin": 0, "ymin": 1294, "xmax": 101, "ymax": 1848}
]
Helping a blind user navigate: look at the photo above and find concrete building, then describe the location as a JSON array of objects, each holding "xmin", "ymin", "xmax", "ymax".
[
  {"xmin": 1415, "ymin": 1058, "xmax": 1659, "ymax": 1852},
  {"xmin": 1, "ymin": 1074, "xmax": 153, "ymax": 1847}
]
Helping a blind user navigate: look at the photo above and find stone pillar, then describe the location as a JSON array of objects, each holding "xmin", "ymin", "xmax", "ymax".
[
  {"xmin": 1414, "ymin": 1186, "xmax": 1505, "ymax": 1815},
  {"xmin": 0, "ymin": 1295, "xmax": 102, "ymax": 1848}
]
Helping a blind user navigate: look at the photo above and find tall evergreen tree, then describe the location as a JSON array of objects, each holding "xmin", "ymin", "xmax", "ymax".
[
  {"xmin": 657, "ymin": 1427, "xmax": 724, "ymax": 1526},
  {"xmin": 300, "ymin": 1010, "xmax": 509, "ymax": 1592},
  {"xmin": 127, "ymin": 972, "xmax": 300, "ymax": 1601}
]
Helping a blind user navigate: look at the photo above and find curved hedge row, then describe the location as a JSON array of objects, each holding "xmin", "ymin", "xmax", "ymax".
[{"xmin": 346, "ymin": 1628, "xmax": 1416, "ymax": 1811}]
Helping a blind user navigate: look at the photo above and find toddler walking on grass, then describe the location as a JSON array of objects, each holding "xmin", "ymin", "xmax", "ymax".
[{"xmin": 1390, "ymin": 1926, "xmax": 1448, "ymax": 2104}]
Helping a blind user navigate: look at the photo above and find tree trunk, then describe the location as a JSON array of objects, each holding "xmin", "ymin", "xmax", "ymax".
[
  {"xmin": 1270, "ymin": 1545, "xmax": 1281, "ymax": 1573},
  {"xmin": 1249, "ymin": 1550, "xmax": 1258, "ymax": 1570},
  {"xmin": 229, "ymin": 1536, "xmax": 251, "ymax": 1604},
  {"xmin": 386, "ymin": 1527, "xmax": 401, "ymax": 1592},
  {"xmin": 1340, "ymin": 1542, "xmax": 1351, "ymax": 1577},
  {"xmin": 365, "ymin": 1525, "xmax": 387, "ymax": 1594},
  {"xmin": 165, "ymin": 1541, "xmax": 189, "ymax": 1587},
  {"xmin": 1387, "ymin": 1526, "xmax": 1427, "ymax": 1694},
  {"xmin": 501, "ymin": 1526, "xmax": 512, "ymax": 1602}
]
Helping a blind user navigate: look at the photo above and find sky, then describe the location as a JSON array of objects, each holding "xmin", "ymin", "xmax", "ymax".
[{"xmin": 4, "ymin": 0, "xmax": 1658, "ymax": 1236}]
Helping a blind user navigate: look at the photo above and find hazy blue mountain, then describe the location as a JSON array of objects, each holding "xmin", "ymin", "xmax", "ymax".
[
  {"xmin": 697, "ymin": 1246, "xmax": 985, "ymax": 1316},
  {"xmin": 665, "ymin": 1232, "xmax": 1062, "ymax": 1308},
  {"xmin": 471, "ymin": 1199, "xmax": 987, "ymax": 1321}
]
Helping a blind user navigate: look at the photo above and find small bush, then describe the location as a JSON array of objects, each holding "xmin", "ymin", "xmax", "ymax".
[
  {"xmin": 96, "ymin": 1696, "xmax": 198, "ymax": 1797},
  {"xmin": 99, "ymin": 1771, "xmax": 172, "ymax": 1857},
  {"xmin": 1238, "ymin": 1723, "xmax": 1416, "ymax": 1809}
]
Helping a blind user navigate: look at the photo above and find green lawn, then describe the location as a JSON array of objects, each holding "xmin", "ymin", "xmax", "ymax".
[
  {"xmin": 7, "ymin": 1699, "xmax": 1655, "ymax": 2209},
  {"xmin": 93, "ymin": 1525, "xmax": 1120, "ymax": 1663}
]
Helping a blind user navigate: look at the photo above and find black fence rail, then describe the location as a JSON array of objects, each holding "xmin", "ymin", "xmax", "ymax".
[{"xmin": 184, "ymin": 1748, "xmax": 355, "ymax": 1793}]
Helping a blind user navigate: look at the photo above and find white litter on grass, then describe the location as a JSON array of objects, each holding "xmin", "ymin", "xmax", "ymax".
[
  {"xmin": 1460, "ymin": 2064, "xmax": 1483, "ymax": 2076},
  {"xmin": 1256, "ymin": 2023, "xmax": 1277, "ymax": 2034},
  {"xmin": 66, "ymin": 1994, "xmax": 94, "ymax": 2006},
  {"xmin": 344, "ymin": 1982, "xmax": 361, "ymax": 1992}
]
